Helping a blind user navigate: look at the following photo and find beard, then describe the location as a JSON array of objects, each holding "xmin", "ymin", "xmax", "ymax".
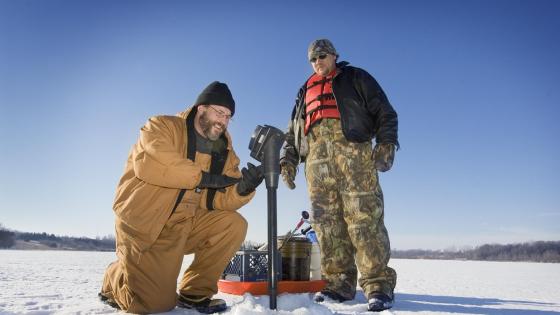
[{"xmin": 199, "ymin": 111, "xmax": 226, "ymax": 141}]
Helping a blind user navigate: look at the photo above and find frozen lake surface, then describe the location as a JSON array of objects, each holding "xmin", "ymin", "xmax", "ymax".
[{"xmin": 1, "ymin": 250, "xmax": 559, "ymax": 314}]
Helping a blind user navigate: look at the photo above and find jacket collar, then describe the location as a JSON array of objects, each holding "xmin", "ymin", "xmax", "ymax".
[{"xmin": 336, "ymin": 61, "xmax": 350, "ymax": 68}]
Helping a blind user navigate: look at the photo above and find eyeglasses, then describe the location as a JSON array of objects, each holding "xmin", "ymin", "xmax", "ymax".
[
  {"xmin": 207, "ymin": 105, "xmax": 233, "ymax": 121},
  {"xmin": 309, "ymin": 54, "xmax": 328, "ymax": 63}
]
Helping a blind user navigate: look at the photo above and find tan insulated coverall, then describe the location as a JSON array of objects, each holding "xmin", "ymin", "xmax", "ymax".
[{"xmin": 102, "ymin": 107, "xmax": 254, "ymax": 313}]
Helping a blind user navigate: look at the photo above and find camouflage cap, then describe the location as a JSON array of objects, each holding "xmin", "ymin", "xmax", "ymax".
[{"xmin": 308, "ymin": 39, "xmax": 338, "ymax": 60}]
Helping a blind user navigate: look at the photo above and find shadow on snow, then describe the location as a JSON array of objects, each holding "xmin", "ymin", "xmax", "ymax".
[{"xmin": 390, "ymin": 293, "xmax": 560, "ymax": 315}]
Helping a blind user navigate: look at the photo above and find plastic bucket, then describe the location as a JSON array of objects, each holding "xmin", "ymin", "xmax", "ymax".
[{"xmin": 278, "ymin": 237, "xmax": 311, "ymax": 281}]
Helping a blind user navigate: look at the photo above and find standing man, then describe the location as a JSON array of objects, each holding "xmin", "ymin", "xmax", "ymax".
[
  {"xmin": 100, "ymin": 81, "xmax": 264, "ymax": 314},
  {"xmin": 280, "ymin": 39, "xmax": 399, "ymax": 312}
]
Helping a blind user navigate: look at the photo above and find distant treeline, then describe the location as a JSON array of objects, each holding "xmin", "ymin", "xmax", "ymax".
[
  {"xmin": 0, "ymin": 227, "xmax": 15, "ymax": 248},
  {"xmin": 392, "ymin": 241, "xmax": 560, "ymax": 263},
  {"xmin": 1, "ymin": 224, "xmax": 559, "ymax": 262},
  {"xmin": 0, "ymin": 224, "xmax": 115, "ymax": 251}
]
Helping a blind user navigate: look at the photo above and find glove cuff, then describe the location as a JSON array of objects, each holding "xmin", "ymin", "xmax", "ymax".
[{"xmin": 236, "ymin": 183, "xmax": 254, "ymax": 196}]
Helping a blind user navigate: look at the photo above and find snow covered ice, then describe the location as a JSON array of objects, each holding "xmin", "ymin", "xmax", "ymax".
[{"xmin": 1, "ymin": 250, "xmax": 559, "ymax": 314}]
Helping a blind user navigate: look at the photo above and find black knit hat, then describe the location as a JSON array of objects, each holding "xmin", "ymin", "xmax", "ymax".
[{"xmin": 194, "ymin": 81, "xmax": 235, "ymax": 116}]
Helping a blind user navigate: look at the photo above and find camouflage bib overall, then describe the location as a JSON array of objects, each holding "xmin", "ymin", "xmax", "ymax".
[{"xmin": 305, "ymin": 118, "xmax": 397, "ymax": 299}]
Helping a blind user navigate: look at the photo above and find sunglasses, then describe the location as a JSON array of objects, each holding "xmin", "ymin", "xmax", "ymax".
[{"xmin": 309, "ymin": 54, "xmax": 328, "ymax": 63}]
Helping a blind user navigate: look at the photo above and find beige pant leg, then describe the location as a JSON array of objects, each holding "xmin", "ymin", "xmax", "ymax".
[
  {"xmin": 102, "ymin": 200, "xmax": 195, "ymax": 313},
  {"xmin": 178, "ymin": 209, "xmax": 247, "ymax": 297}
]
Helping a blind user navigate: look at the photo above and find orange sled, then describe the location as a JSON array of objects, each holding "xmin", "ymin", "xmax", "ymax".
[{"xmin": 218, "ymin": 279, "xmax": 326, "ymax": 296}]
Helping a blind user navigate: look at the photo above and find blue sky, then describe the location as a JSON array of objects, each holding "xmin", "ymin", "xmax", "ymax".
[{"xmin": 1, "ymin": 0, "xmax": 559, "ymax": 250}]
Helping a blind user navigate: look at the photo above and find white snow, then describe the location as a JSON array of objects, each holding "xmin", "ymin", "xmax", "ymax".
[{"xmin": 1, "ymin": 250, "xmax": 559, "ymax": 314}]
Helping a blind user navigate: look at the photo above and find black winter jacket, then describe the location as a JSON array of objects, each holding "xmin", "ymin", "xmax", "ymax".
[{"xmin": 289, "ymin": 62, "xmax": 399, "ymax": 149}]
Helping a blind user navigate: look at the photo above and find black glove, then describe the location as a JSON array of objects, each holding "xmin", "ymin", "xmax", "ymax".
[
  {"xmin": 280, "ymin": 146, "xmax": 298, "ymax": 190},
  {"xmin": 372, "ymin": 143, "xmax": 396, "ymax": 172},
  {"xmin": 236, "ymin": 163, "xmax": 264, "ymax": 196},
  {"xmin": 197, "ymin": 172, "xmax": 240, "ymax": 189}
]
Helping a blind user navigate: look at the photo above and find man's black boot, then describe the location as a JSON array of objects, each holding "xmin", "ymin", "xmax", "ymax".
[
  {"xmin": 177, "ymin": 294, "xmax": 227, "ymax": 313},
  {"xmin": 314, "ymin": 289, "xmax": 352, "ymax": 303},
  {"xmin": 98, "ymin": 292, "xmax": 120, "ymax": 310},
  {"xmin": 367, "ymin": 292, "xmax": 394, "ymax": 312}
]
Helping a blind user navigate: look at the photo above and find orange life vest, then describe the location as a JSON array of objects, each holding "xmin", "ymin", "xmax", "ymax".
[{"xmin": 304, "ymin": 71, "xmax": 340, "ymax": 134}]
